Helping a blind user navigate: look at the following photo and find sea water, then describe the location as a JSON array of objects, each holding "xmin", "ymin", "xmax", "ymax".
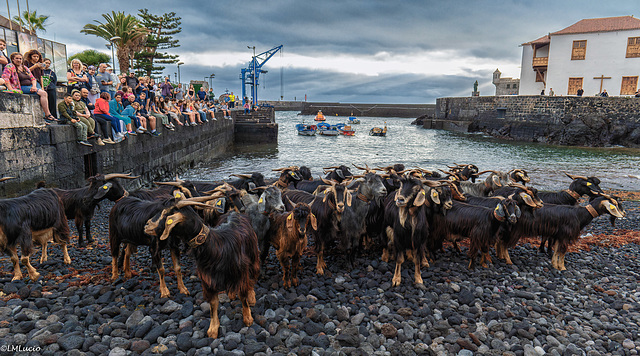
[{"xmin": 183, "ymin": 111, "xmax": 640, "ymax": 191}]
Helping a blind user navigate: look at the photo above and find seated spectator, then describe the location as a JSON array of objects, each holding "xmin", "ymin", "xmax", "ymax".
[
  {"xmin": 122, "ymin": 101, "xmax": 146, "ymax": 135},
  {"xmin": 23, "ymin": 49, "xmax": 44, "ymax": 89},
  {"xmin": 165, "ymin": 98, "xmax": 183, "ymax": 126},
  {"xmin": 2, "ymin": 52, "xmax": 56, "ymax": 121},
  {"xmin": 58, "ymin": 93, "xmax": 91, "ymax": 146},
  {"xmin": 66, "ymin": 58, "xmax": 88, "ymax": 94},
  {"xmin": 243, "ymin": 100, "xmax": 251, "ymax": 114},
  {"xmin": 81, "ymin": 88, "xmax": 114, "ymax": 144},
  {"xmin": 109, "ymin": 91, "xmax": 134, "ymax": 136},
  {"xmin": 42, "ymin": 58, "xmax": 58, "ymax": 119},
  {"xmin": 137, "ymin": 76, "xmax": 149, "ymax": 98},
  {"xmin": 194, "ymin": 100, "xmax": 208, "ymax": 123},
  {"xmin": 71, "ymin": 89, "xmax": 103, "ymax": 145},
  {"xmin": 136, "ymin": 91, "xmax": 158, "ymax": 136},
  {"xmin": 182, "ymin": 99, "xmax": 198, "ymax": 126},
  {"xmin": 150, "ymin": 95, "xmax": 172, "ymax": 131},
  {"xmin": 116, "ymin": 75, "xmax": 126, "ymax": 92},
  {"xmin": 94, "ymin": 91, "xmax": 120, "ymax": 143},
  {"xmin": 220, "ymin": 101, "xmax": 230, "ymax": 119}
]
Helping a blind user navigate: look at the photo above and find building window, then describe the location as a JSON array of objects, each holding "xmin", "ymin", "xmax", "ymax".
[
  {"xmin": 626, "ymin": 37, "xmax": 640, "ymax": 58},
  {"xmin": 621, "ymin": 76, "xmax": 638, "ymax": 95},
  {"xmin": 568, "ymin": 77, "xmax": 583, "ymax": 95},
  {"xmin": 572, "ymin": 40, "xmax": 587, "ymax": 60},
  {"xmin": 513, "ymin": 84, "xmax": 517, "ymax": 89},
  {"xmin": 506, "ymin": 84, "xmax": 510, "ymax": 89}
]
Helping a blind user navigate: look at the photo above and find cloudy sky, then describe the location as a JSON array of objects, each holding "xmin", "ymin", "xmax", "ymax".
[{"xmin": 10, "ymin": 0, "xmax": 639, "ymax": 103}]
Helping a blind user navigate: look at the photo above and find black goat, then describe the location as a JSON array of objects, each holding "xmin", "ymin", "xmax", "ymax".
[
  {"xmin": 52, "ymin": 173, "xmax": 138, "ymax": 247},
  {"xmin": 0, "ymin": 188, "xmax": 70, "ymax": 281},
  {"xmin": 339, "ymin": 172, "xmax": 387, "ymax": 269},
  {"xmin": 109, "ymin": 195, "xmax": 217, "ymax": 297},
  {"xmin": 240, "ymin": 186, "xmax": 285, "ymax": 272},
  {"xmin": 144, "ymin": 206, "xmax": 259, "ymax": 339},
  {"xmin": 298, "ymin": 166, "xmax": 313, "ymax": 181},
  {"xmin": 535, "ymin": 195, "xmax": 624, "ymax": 270},
  {"xmin": 283, "ymin": 180, "xmax": 350, "ymax": 275},
  {"xmin": 271, "ymin": 166, "xmax": 303, "ymax": 189},
  {"xmin": 323, "ymin": 165, "xmax": 353, "ymax": 183}
]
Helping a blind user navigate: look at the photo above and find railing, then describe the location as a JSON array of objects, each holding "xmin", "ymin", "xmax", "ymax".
[{"xmin": 532, "ymin": 57, "xmax": 548, "ymax": 67}]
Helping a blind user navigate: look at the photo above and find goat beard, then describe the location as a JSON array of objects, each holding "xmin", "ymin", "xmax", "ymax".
[{"xmin": 399, "ymin": 207, "xmax": 408, "ymax": 228}]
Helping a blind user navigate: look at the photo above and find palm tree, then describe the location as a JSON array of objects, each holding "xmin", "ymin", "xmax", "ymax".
[
  {"xmin": 13, "ymin": 10, "xmax": 49, "ymax": 35},
  {"xmin": 81, "ymin": 11, "xmax": 149, "ymax": 74}
]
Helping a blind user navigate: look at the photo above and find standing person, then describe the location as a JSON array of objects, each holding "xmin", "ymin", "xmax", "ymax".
[
  {"xmin": 600, "ymin": 89, "xmax": 609, "ymax": 97},
  {"xmin": 126, "ymin": 72, "xmax": 140, "ymax": 93},
  {"xmin": 95, "ymin": 63, "xmax": 113, "ymax": 94},
  {"xmin": 197, "ymin": 86, "xmax": 207, "ymax": 101},
  {"xmin": 577, "ymin": 88, "xmax": 584, "ymax": 97},
  {"xmin": 23, "ymin": 49, "xmax": 44, "ymax": 89},
  {"xmin": 2, "ymin": 52, "xmax": 56, "ymax": 121},
  {"xmin": 85, "ymin": 65, "xmax": 100, "ymax": 104},
  {"xmin": 548, "ymin": 88, "xmax": 555, "ymax": 97},
  {"xmin": 635, "ymin": 90, "xmax": 640, "ymax": 98},
  {"xmin": 93, "ymin": 92, "xmax": 118, "ymax": 143},
  {"xmin": 58, "ymin": 93, "xmax": 91, "ymax": 146},
  {"xmin": 229, "ymin": 92, "xmax": 235, "ymax": 108},
  {"xmin": 42, "ymin": 58, "xmax": 58, "ymax": 119},
  {"xmin": 208, "ymin": 88, "xmax": 215, "ymax": 103},
  {"xmin": 0, "ymin": 39, "xmax": 9, "ymax": 76},
  {"xmin": 540, "ymin": 89, "xmax": 545, "ymax": 95},
  {"xmin": 160, "ymin": 76, "xmax": 173, "ymax": 98},
  {"xmin": 186, "ymin": 84, "xmax": 196, "ymax": 101},
  {"xmin": 174, "ymin": 85, "xmax": 184, "ymax": 100},
  {"xmin": 105, "ymin": 67, "xmax": 117, "ymax": 99},
  {"xmin": 66, "ymin": 59, "xmax": 88, "ymax": 94}
]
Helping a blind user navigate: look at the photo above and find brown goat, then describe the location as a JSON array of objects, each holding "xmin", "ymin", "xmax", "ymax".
[{"xmin": 267, "ymin": 198, "xmax": 317, "ymax": 288}]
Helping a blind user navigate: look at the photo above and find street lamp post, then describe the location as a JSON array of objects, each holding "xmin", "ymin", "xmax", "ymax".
[
  {"xmin": 177, "ymin": 62, "xmax": 184, "ymax": 86},
  {"xmin": 248, "ymin": 46, "xmax": 256, "ymax": 107},
  {"xmin": 108, "ymin": 36, "xmax": 121, "ymax": 74}
]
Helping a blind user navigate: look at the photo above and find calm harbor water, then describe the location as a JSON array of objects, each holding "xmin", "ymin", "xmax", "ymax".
[{"xmin": 183, "ymin": 111, "xmax": 640, "ymax": 191}]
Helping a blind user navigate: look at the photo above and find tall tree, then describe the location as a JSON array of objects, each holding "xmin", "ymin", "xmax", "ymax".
[
  {"xmin": 81, "ymin": 11, "xmax": 149, "ymax": 74},
  {"xmin": 13, "ymin": 10, "xmax": 49, "ymax": 35},
  {"xmin": 133, "ymin": 9, "xmax": 182, "ymax": 76},
  {"xmin": 68, "ymin": 50, "xmax": 111, "ymax": 67}
]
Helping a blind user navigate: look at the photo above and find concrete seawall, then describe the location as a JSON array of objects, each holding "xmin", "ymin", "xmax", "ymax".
[
  {"xmin": 0, "ymin": 93, "xmax": 277, "ymax": 197},
  {"xmin": 426, "ymin": 96, "xmax": 640, "ymax": 147},
  {"xmin": 260, "ymin": 100, "xmax": 435, "ymax": 118}
]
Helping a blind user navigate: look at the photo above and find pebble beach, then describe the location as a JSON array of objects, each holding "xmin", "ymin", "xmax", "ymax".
[{"xmin": 0, "ymin": 197, "xmax": 638, "ymax": 356}]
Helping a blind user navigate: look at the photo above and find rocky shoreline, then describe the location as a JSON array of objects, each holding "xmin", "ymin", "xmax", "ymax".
[{"xmin": 0, "ymin": 198, "xmax": 639, "ymax": 356}]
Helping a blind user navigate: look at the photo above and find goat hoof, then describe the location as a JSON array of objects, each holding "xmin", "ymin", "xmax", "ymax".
[
  {"xmin": 11, "ymin": 275, "xmax": 23, "ymax": 282},
  {"xmin": 179, "ymin": 288, "xmax": 190, "ymax": 296},
  {"xmin": 207, "ymin": 328, "xmax": 219, "ymax": 339},
  {"xmin": 391, "ymin": 277, "xmax": 401, "ymax": 287},
  {"xmin": 29, "ymin": 272, "xmax": 40, "ymax": 282},
  {"xmin": 316, "ymin": 268, "xmax": 324, "ymax": 275},
  {"xmin": 416, "ymin": 283, "xmax": 426, "ymax": 290},
  {"xmin": 292, "ymin": 278, "xmax": 299, "ymax": 286},
  {"xmin": 243, "ymin": 315, "xmax": 254, "ymax": 327}
]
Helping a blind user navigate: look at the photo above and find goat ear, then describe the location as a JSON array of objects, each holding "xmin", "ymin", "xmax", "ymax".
[
  {"xmin": 309, "ymin": 213, "xmax": 318, "ymax": 231},
  {"xmin": 519, "ymin": 192, "xmax": 536, "ymax": 207},
  {"xmin": 414, "ymin": 189, "xmax": 426, "ymax": 206},
  {"xmin": 286, "ymin": 212, "xmax": 294, "ymax": 230},
  {"xmin": 345, "ymin": 190, "xmax": 352, "ymax": 207},
  {"xmin": 492, "ymin": 175, "xmax": 502, "ymax": 187},
  {"xmin": 214, "ymin": 198, "xmax": 226, "ymax": 213},
  {"xmin": 159, "ymin": 212, "xmax": 186, "ymax": 241},
  {"xmin": 247, "ymin": 182, "xmax": 257, "ymax": 191},
  {"xmin": 94, "ymin": 182, "xmax": 113, "ymax": 200},
  {"xmin": 515, "ymin": 205, "xmax": 521, "ymax": 218},
  {"xmin": 429, "ymin": 189, "xmax": 440, "ymax": 205},
  {"xmin": 602, "ymin": 200, "xmax": 624, "ymax": 218},
  {"xmin": 494, "ymin": 204, "xmax": 506, "ymax": 219},
  {"xmin": 336, "ymin": 170, "xmax": 345, "ymax": 179},
  {"xmin": 144, "ymin": 210, "xmax": 165, "ymax": 237}
]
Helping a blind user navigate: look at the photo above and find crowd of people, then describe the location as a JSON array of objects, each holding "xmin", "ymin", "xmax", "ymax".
[{"xmin": 0, "ymin": 42, "xmax": 247, "ymax": 147}]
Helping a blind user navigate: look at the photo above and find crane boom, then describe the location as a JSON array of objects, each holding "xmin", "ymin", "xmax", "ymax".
[{"xmin": 241, "ymin": 45, "xmax": 283, "ymax": 107}]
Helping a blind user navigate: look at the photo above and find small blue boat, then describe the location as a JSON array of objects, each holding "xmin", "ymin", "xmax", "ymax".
[
  {"xmin": 317, "ymin": 122, "xmax": 339, "ymax": 136},
  {"xmin": 296, "ymin": 123, "xmax": 317, "ymax": 136},
  {"xmin": 335, "ymin": 123, "xmax": 356, "ymax": 136},
  {"xmin": 347, "ymin": 116, "xmax": 360, "ymax": 124}
]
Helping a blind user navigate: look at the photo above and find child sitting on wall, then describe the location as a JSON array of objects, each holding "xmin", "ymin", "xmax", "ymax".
[{"xmin": 57, "ymin": 93, "xmax": 92, "ymax": 146}]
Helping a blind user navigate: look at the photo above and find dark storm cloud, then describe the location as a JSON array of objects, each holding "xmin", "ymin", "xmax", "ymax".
[{"xmin": 19, "ymin": 0, "xmax": 640, "ymax": 103}]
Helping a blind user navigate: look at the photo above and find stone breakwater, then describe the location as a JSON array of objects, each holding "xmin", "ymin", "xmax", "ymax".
[
  {"xmin": 425, "ymin": 96, "xmax": 640, "ymax": 147},
  {"xmin": 0, "ymin": 200, "xmax": 638, "ymax": 356}
]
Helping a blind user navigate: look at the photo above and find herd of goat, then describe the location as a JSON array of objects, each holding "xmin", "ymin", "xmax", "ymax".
[{"xmin": 0, "ymin": 164, "xmax": 626, "ymax": 338}]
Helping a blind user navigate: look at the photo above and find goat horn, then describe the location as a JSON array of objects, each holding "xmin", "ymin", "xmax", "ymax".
[
  {"xmin": 350, "ymin": 174, "xmax": 366, "ymax": 179},
  {"xmin": 272, "ymin": 166, "xmax": 298, "ymax": 172},
  {"xmin": 186, "ymin": 194, "xmax": 224, "ymax": 203},
  {"xmin": 175, "ymin": 175, "xmax": 185, "ymax": 183},
  {"xmin": 437, "ymin": 169, "xmax": 454, "ymax": 176},
  {"xmin": 230, "ymin": 174, "xmax": 253, "ymax": 179},
  {"xmin": 104, "ymin": 173, "xmax": 139, "ymax": 180},
  {"xmin": 0, "ymin": 177, "xmax": 15, "ymax": 182},
  {"xmin": 175, "ymin": 200, "xmax": 214, "ymax": 209},
  {"xmin": 321, "ymin": 178, "xmax": 336, "ymax": 186},
  {"xmin": 154, "ymin": 181, "xmax": 183, "ymax": 187},
  {"xmin": 421, "ymin": 180, "xmax": 440, "ymax": 187},
  {"xmin": 475, "ymin": 170, "xmax": 500, "ymax": 176},
  {"xmin": 353, "ymin": 164, "xmax": 369, "ymax": 171},
  {"xmin": 564, "ymin": 171, "xmax": 588, "ymax": 181},
  {"xmin": 323, "ymin": 166, "xmax": 340, "ymax": 170}
]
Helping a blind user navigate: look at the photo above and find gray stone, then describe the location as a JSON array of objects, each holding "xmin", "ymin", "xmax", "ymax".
[
  {"xmin": 351, "ymin": 313, "xmax": 365, "ymax": 326},
  {"xmin": 160, "ymin": 300, "xmax": 183, "ymax": 313},
  {"xmin": 108, "ymin": 347, "xmax": 127, "ymax": 356},
  {"xmin": 126, "ymin": 310, "xmax": 145, "ymax": 328},
  {"xmin": 57, "ymin": 332, "xmax": 84, "ymax": 351}
]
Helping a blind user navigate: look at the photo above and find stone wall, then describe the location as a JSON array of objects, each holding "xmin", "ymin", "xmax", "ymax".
[
  {"xmin": 0, "ymin": 92, "xmax": 235, "ymax": 197},
  {"xmin": 428, "ymin": 96, "xmax": 640, "ymax": 147},
  {"xmin": 300, "ymin": 102, "xmax": 436, "ymax": 118}
]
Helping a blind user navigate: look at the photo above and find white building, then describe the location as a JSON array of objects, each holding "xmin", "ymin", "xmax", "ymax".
[{"xmin": 519, "ymin": 16, "xmax": 640, "ymax": 96}]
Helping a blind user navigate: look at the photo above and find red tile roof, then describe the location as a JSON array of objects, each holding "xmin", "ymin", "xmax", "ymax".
[
  {"xmin": 551, "ymin": 16, "xmax": 640, "ymax": 35},
  {"xmin": 522, "ymin": 35, "xmax": 551, "ymax": 46}
]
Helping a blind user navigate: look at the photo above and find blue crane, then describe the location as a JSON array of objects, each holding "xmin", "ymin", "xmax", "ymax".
[{"xmin": 241, "ymin": 45, "xmax": 283, "ymax": 107}]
